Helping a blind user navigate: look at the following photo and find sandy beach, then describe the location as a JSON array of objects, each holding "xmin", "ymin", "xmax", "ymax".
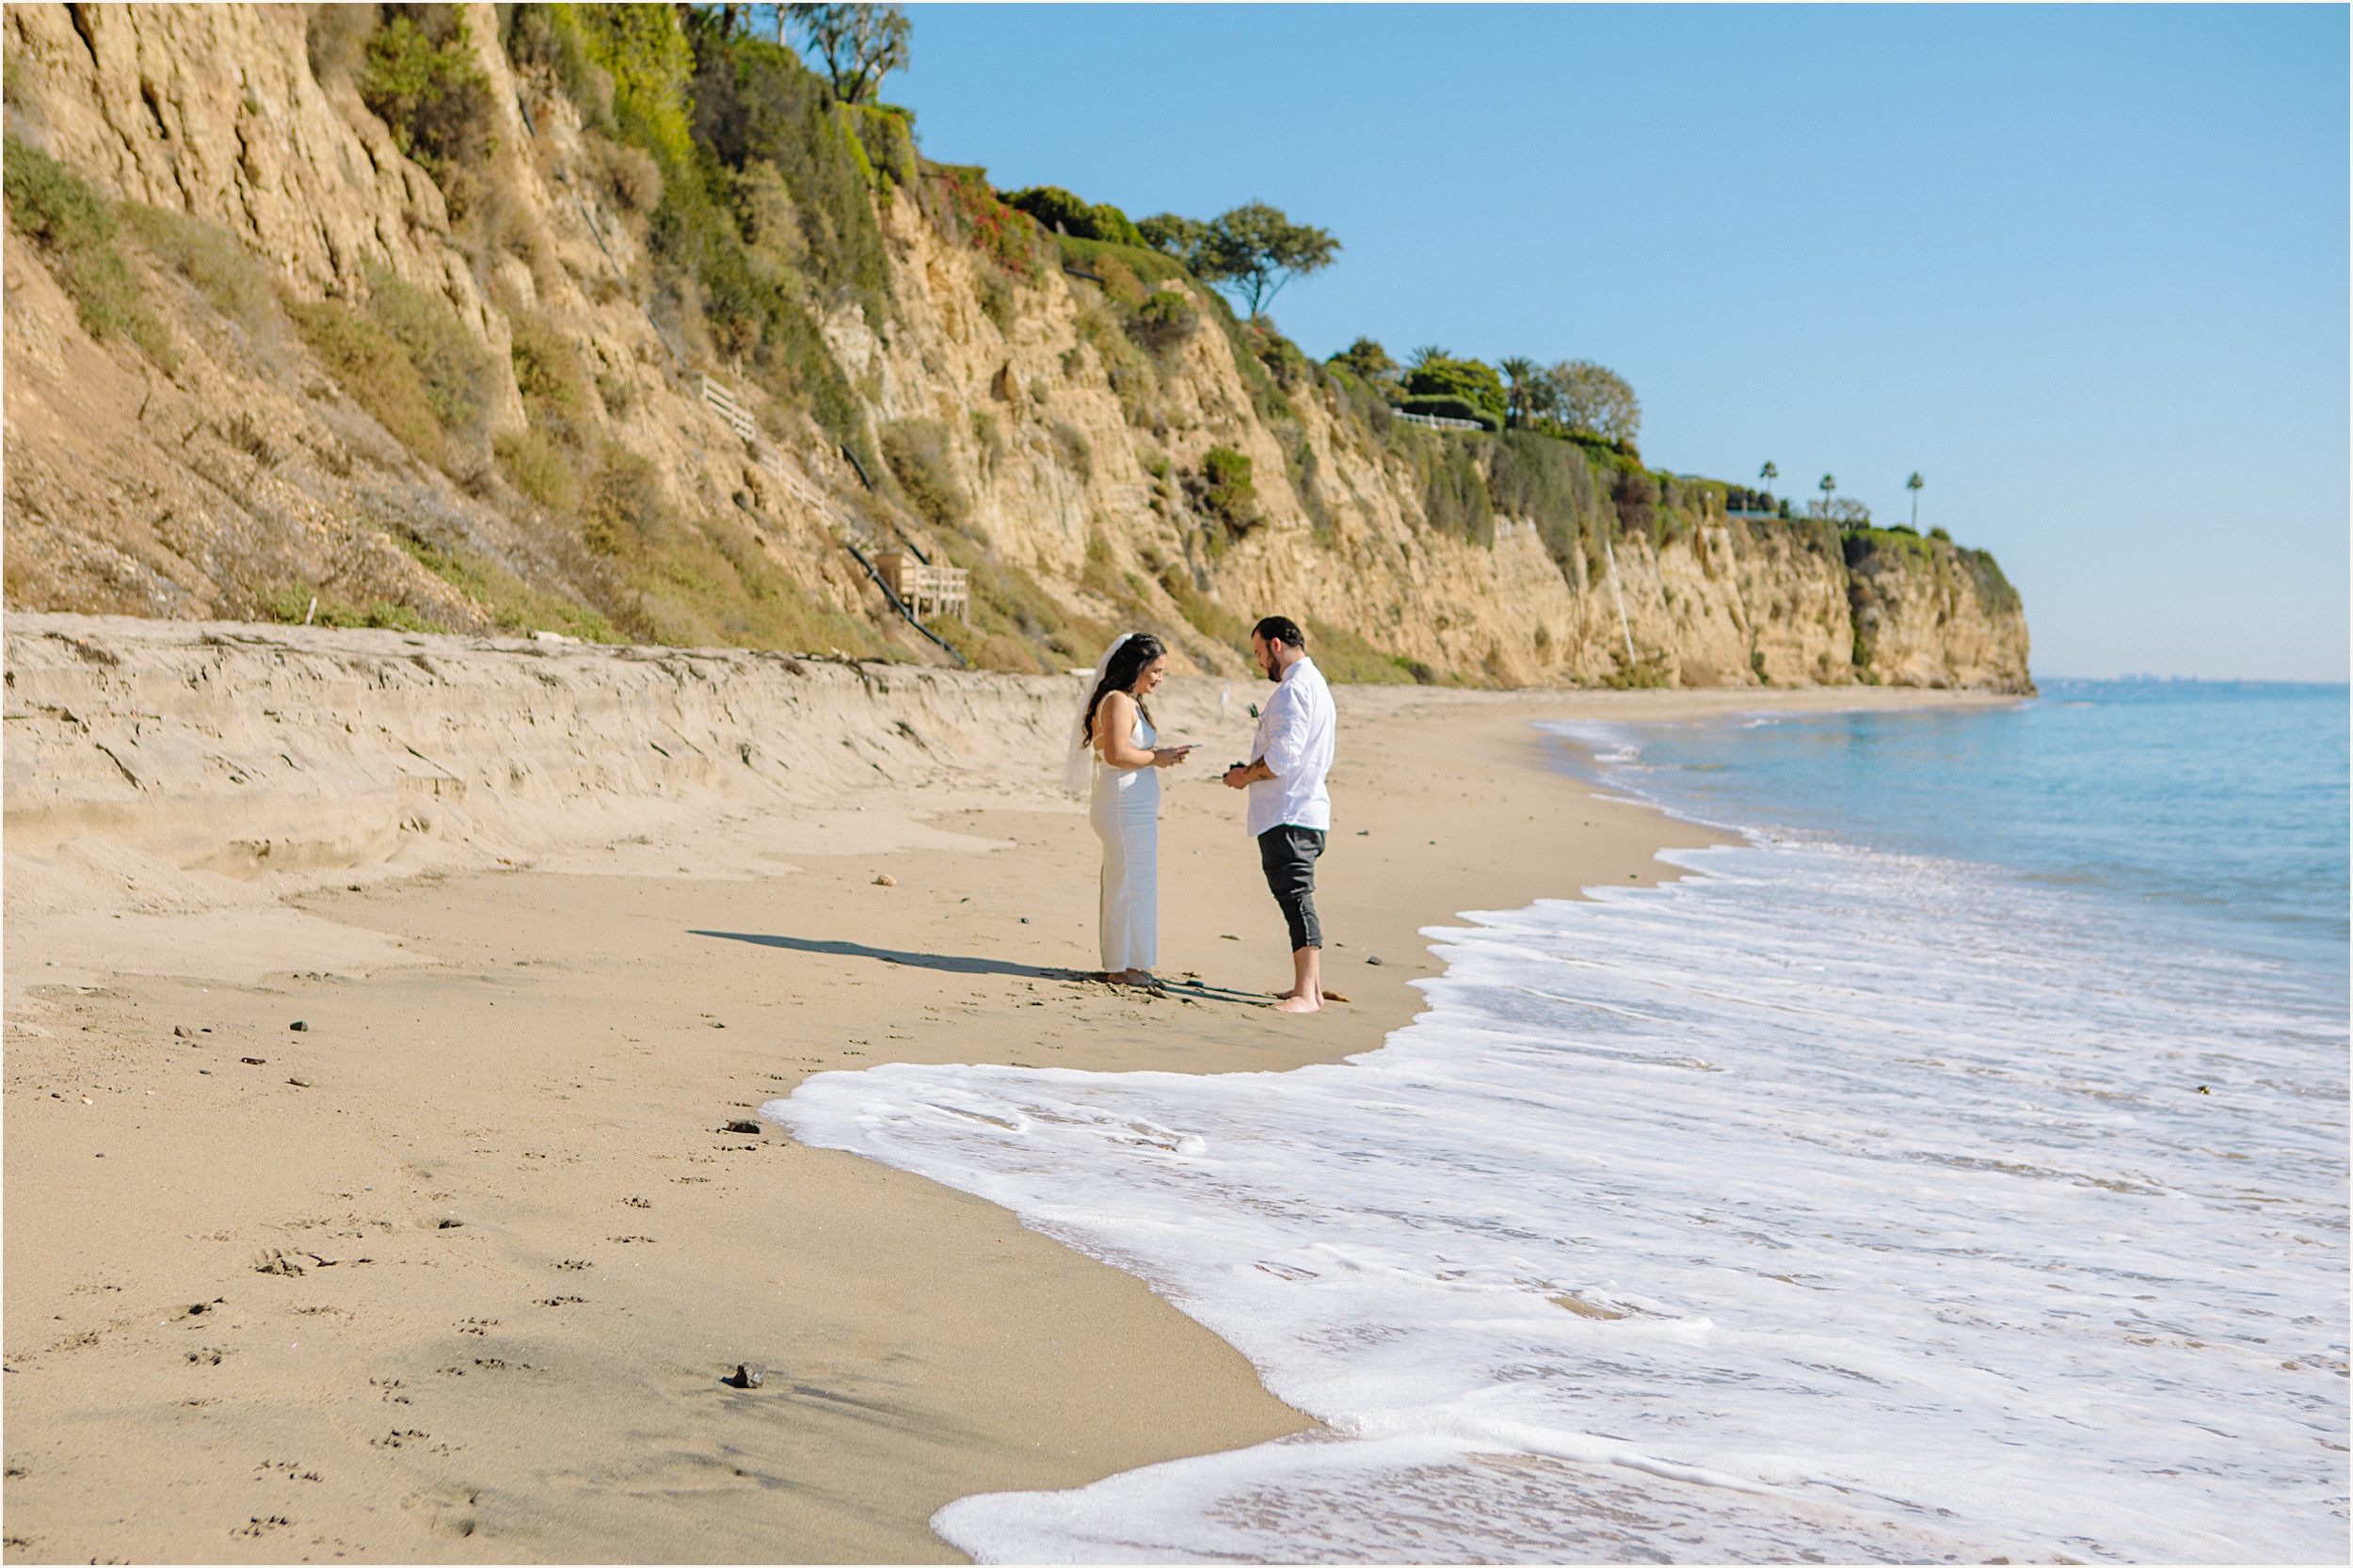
[{"xmin": 3, "ymin": 617, "xmax": 2010, "ymax": 1562}]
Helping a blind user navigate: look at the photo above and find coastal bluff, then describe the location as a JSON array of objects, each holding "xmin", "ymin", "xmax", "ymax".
[
  {"xmin": 5, "ymin": 612, "xmax": 1089, "ymax": 919},
  {"xmin": 2, "ymin": 3, "xmax": 2030, "ymax": 693}
]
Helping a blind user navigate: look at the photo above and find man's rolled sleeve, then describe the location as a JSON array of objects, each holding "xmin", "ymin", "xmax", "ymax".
[{"xmin": 1260, "ymin": 696, "xmax": 1310, "ymax": 776}]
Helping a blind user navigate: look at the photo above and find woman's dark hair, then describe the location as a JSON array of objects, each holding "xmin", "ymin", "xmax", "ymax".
[{"xmin": 1085, "ymin": 633, "xmax": 1165, "ymax": 744}]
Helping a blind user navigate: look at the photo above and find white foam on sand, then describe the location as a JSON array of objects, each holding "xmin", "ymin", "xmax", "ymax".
[{"xmin": 769, "ymin": 840, "xmax": 2348, "ymax": 1564}]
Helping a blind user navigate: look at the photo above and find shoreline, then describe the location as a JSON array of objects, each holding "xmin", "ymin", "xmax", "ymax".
[{"xmin": 3, "ymin": 635, "xmax": 2011, "ymax": 1562}]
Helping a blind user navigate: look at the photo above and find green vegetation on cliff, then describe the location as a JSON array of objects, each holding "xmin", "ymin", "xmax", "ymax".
[
  {"xmin": 0, "ymin": 3, "xmax": 2023, "ymax": 690},
  {"xmin": 2, "ymin": 135, "xmax": 174, "ymax": 366}
]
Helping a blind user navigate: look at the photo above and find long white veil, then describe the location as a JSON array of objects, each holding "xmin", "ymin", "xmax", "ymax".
[{"xmin": 1063, "ymin": 632, "xmax": 1135, "ymax": 794}]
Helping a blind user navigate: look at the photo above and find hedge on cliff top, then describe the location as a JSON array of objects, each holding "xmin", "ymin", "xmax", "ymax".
[
  {"xmin": 1405, "ymin": 356, "xmax": 1507, "ymax": 430},
  {"xmin": 1003, "ymin": 185, "xmax": 1144, "ymax": 248}
]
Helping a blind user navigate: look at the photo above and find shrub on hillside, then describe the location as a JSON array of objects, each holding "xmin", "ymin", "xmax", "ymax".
[
  {"xmin": 1488, "ymin": 429, "xmax": 1591, "ymax": 568},
  {"xmin": 361, "ymin": 6, "xmax": 497, "ymax": 215},
  {"xmin": 3, "ymin": 136, "xmax": 174, "ymax": 366},
  {"xmin": 921, "ymin": 163, "xmax": 1043, "ymax": 280},
  {"xmin": 120, "ymin": 202, "xmax": 288, "ymax": 368},
  {"xmin": 1304, "ymin": 620, "xmax": 1424, "ymax": 685},
  {"xmin": 568, "ymin": 2, "xmax": 696, "ymax": 173},
  {"xmin": 846, "ymin": 103, "xmax": 918, "ymax": 189},
  {"xmin": 1002, "ymin": 185, "xmax": 1143, "ymax": 248},
  {"xmin": 1193, "ymin": 446, "xmax": 1258, "ymax": 534},
  {"xmin": 1125, "ymin": 287, "xmax": 1198, "ymax": 352},
  {"xmin": 1612, "ymin": 469, "xmax": 1658, "ymax": 534},
  {"xmin": 285, "ymin": 298, "xmax": 444, "ymax": 464},
  {"xmin": 1418, "ymin": 438, "xmax": 1493, "ymax": 544},
  {"xmin": 254, "ymin": 585, "xmax": 446, "ymax": 633},
  {"xmin": 503, "ymin": 5, "xmax": 617, "ymax": 133},
  {"xmin": 494, "ymin": 427, "xmax": 580, "ymax": 512},
  {"xmin": 508, "ymin": 310, "xmax": 592, "ymax": 442},
  {"xmin": 583, "ymin": 442, "xmax": 667, "ymax": 555},
  {"xmin": 880, "ymin": 419, "xmax": 968, "ymax": 531},
  {"xmin": 363, "ymin": 267, "xmax": 497, "ymax": 445}
]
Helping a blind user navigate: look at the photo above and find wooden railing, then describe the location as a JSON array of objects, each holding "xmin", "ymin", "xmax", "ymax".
[
  {"xmin": 701, "ymin": 375, "xmax": 787, "ymax": 483},
  {"xmin": 872, "ymin": 552, "xmax": 969, "ymax": 622}
]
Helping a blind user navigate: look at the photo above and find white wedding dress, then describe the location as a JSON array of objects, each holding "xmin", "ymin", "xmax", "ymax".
[{"xmin": 1090, "ymin": 711, "xmax": 1158, "ymax": 972}]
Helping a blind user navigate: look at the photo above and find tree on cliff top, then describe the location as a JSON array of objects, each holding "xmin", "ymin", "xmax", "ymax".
[
  {"xmin": 1546, "ymin": 360, "xmax": 1640, "ymax": 446},
  {"xmin": 1498, "ymin": 356, "xmax": 1541, "ymax": 426},
  {"xmin": 1328, "ymin": 337, "xmax": 1401, "ymax": 384},
  {"xmin": 1139, "ymin": 201, "xmax": 1338, "ymax": 317},
  {"xmin": 779, "ymin": 3, "xmax": 909, "ymax": 104}
]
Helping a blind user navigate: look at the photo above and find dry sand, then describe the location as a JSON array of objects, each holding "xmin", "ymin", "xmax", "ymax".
[{"xmin": 3, "ymin": 616, "xmax": 2010, "ymax": 1562}]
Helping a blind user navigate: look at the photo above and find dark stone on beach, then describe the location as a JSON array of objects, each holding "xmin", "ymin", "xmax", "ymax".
[
  {"xmin": 241, "ymin": 1057, "xmax": 266, "ymax": 1065},
  {"xmin": 723, "ymin": 1119, "xmax": 763, "ymax": 1135},
  {"xmin": 727, "ymin": 1363, "xmax": 766, "ymax": 1389},
  {"xmin": 289, "ymin": 1020, "xmax": 309, "ymax": 1032},
  {"xmin": 173, "ymin": 1025, "xmax": 193, "ymax": 1039},
  {"xmin": 1366, "ymin": 955, "xmax": 1385, "ymax": 966},
  {"xmin": 437, "ymin": 1218, "xmax": 463, "ymax": 1229},
  {"xmin": 287, "ymin": 1077, "xmax": 312, "ymax": 1088}
]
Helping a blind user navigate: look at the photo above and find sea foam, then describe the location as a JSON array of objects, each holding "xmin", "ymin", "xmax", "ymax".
[{"xmin": 770, "ymin": 837, "xmax": 2346, "ymax": 1563}]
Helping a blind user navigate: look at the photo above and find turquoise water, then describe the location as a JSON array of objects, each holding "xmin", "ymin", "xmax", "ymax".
[{"xmin": 1561, "ymin": 680, "xmax": 2350, "ymax": 992}]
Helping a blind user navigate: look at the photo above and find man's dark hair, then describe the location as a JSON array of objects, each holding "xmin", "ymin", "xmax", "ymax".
[{"xmin": 1254, "ymin": 615, "xmax": 1305, "ymax": 649}]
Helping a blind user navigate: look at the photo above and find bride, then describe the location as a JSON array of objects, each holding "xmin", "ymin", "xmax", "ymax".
[{"xmin": 1065, "ymin": 633, "xmax": 1193, "ymax": 985}]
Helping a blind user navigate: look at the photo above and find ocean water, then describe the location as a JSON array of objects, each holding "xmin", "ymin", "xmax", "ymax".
[{"xmin": 768, "ymin": 681, "xmax": 2349, "ymax": 1564}]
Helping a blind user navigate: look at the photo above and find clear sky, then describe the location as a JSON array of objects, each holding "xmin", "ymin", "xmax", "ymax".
[{"xmin": 883, "ymin": 4, "xmax": 2347, "ymax": 680}]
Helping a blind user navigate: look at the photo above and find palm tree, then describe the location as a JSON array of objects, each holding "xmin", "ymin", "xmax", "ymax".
[
  {"xmin": 1818, "ymin": 473, "xmax": 1836, "ymax": 520},
  {"xmin": 1498, "ymin": 356, "xmax": 1538, "ymax": 427},
  {"xmin": 1407, "ymin": 344, "xmax": 1452, "ymax": 371},
  {"xmin": 1759, "ymin": 460, "xmax": 1777, "ymax": 485},
  {"xmin": 1906, "ymin": 472, "xmax": 1924, "ymax": 529}
]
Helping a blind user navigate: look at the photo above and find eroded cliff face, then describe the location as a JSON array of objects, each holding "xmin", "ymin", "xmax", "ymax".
[
  {"xmin": 1, "ymin": 3, "xmax": 2032, "ymax": 694},
  {"xmin": 1845, "ymin": 532, "xmax": 2033, "ymax": 690}
]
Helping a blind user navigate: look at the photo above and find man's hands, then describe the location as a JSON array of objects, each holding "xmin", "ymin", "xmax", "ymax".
[{"xmin": 1223, "ymin": 759, "xmax": 1273, "ymax": 791}]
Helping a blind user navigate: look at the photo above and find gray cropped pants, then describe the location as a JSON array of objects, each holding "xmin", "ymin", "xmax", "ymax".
[{"xmin": 1257, "ymin": 824, "xmax": 1325, "ymax": 952}]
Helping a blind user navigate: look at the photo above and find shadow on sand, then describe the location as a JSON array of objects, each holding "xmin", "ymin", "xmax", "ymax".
[
  {"xmin": 691, "ymin": 931, "xmax": 1077, "ymax": 980},
  {"xmin": 690, "ymin": 931, "xmax": 1272, "ymax": 1006}
]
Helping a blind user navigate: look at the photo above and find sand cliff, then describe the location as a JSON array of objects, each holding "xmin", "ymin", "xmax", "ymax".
[{"xmin": 2, "ymin": 3, "xmax": 2030, "ymax": 692}]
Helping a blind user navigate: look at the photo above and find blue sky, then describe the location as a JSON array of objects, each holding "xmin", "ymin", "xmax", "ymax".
[{"xmin": 882, "ymin": 4, "xmax": 2346, "ymax": 680}]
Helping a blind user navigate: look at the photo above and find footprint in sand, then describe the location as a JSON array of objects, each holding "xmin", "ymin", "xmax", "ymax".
[{"xmin": 403, "ymin": 1483, "xmax": 482, "ymax": 1541}]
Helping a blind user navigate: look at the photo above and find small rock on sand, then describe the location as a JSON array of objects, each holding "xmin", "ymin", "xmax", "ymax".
[
  {"xmin": 723, "ymin": 1119, "xmax": 763, "ymax": 1135},
  {"xmin": 289, "ymin": 1020, "xmax": 309, "ymax": 1032},
  {"xmin": 728, "ymin": 1363, "xmax": 767, "ymax": 1389},
  {"xmin": 872, "ymin": 873, "xmax": 896, "ymax": 887},
  {"xmin": 173, "ymin": 1025, "xmax": 193, "ymax": 1038},
  {"xmin": 1365, "ymin": 955, "xmax": 1385, "ymax": 966}
]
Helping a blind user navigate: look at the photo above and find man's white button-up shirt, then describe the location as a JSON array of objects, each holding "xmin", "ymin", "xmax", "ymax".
[{"xmin": 1246, "ymin": 657, "xmax": 1336, "ymax": 838}]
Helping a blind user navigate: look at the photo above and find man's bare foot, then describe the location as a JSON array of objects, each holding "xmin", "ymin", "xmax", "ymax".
[{"xmin": 1273, "ymin": 992, "xmax": 1321, "ymax": 1013}]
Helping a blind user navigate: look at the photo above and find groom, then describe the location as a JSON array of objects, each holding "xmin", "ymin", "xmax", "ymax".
[{"xmin": 1222, "ymin": 616, "xmax": 1337, "ymax": 1015}]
